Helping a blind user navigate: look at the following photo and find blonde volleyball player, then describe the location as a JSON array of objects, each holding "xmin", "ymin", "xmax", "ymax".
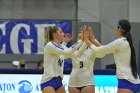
[
  {"xmin": 84, "ymin": 19, "xmax": 140, "ymax": 93},
  {"xmin": 41, "ymin": 26, "xmax": 84, "ymax": 93}
]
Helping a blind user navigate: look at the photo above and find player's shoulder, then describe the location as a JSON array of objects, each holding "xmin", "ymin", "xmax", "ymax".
[
  {"xmin": 45, "ymin": 42, "xmax": 52, "ymax": 46},
  {"xmin": 116, "ymin": 37, "xmax": 128, "ymax": 44},
  {"xmin": 113, "ymin": 37, "xmax": 128, "ymax": 48},
  {"xmin": 117, "ymin": 37, "xmax": 126, "ymax": 41},
  {"xmin": 46, "ymin": 41, "xmax": 64, "ymax": 50},
  {"xmin": 104, "ymin": 37, "xmax": 127, "ymax": 47},
  {"xmin": 112, "ymin": 37, "xmax": 127, "ymax": 43},
  {"xmin": 47, "ymin": 42, "xmax": 53, "ymax": 45},
  {"xmin": 44, "ymin": 42, "xmax": 54, "ymax": 48}
]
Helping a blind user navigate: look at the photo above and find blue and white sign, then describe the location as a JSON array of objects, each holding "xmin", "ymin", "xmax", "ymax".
[
  {"xmin": 0, "ymin": 74, "xmax": 42, "ymax": 93},
  {"xmin": 0, "ymin": 74, "xmax": 118, "ymax": 93},
  {"xmin": 0, "ymin": 74, "xmax": 69, "ymax": 93},
  {"xmin": 0, "ymin": 20, "xmax": 71, "ymax": 54}
]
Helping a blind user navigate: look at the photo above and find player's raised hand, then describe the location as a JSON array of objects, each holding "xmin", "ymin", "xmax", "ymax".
[
  {"xmin": 83, "ymin": 25, "xmax": 89, "ymax": 40},
  {"xmin": 88, "ymin": 26, "xmax": 95, "ymax": 41}
]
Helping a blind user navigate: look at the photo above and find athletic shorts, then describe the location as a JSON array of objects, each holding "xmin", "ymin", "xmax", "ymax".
[
  {"xmin": 118, "ymin": 79, "xmax": 140, "ymax": 93},
  {"xmin": 41, "ymin": 76, "xmax": 63, "ymax": 91},
  {"xmin": 76, "ymin": 85, "xmax": 94, "ymax": 91}
]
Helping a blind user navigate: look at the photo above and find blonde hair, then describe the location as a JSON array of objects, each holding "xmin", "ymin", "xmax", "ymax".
[{"xmin": 45, "ymin": 26, "xmax": 59, "ymax": 43}]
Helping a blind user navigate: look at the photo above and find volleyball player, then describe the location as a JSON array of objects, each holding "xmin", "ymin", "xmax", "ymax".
[
  {"xmin": 85, "ymin": 19, "xmax": 140, "ymax": 93},
  {"xmin": 63, "ymin": 26, "xmax": 103, "ymax": 93},
  {"xmin": 40, "ymin": 26, "xmax": 83, "ymax": 93}
]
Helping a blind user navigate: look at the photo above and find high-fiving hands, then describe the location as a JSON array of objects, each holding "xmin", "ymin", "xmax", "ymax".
[{"xmin": 80, "ymin": 25, "xmax": 92, "ymax": 47}]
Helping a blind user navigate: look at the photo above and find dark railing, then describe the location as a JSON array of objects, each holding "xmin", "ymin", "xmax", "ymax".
[{"xmin": 0, "ymin": 68, "xmax": 116, "ymax": 75}]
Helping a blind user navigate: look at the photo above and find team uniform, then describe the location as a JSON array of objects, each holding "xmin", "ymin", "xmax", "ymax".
[
  {"xmin": 89, "ymin": 37, "xmax": 140, "ymax": 92},
  {"xmin": 65, "ymin": 42, "xmax": 104, "ymax": 89},
  {"xmin": 41, "ymin": 40, "xmax": 83, "ymax": 91}
]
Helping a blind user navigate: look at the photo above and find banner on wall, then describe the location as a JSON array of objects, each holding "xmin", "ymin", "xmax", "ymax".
[{"xmin": 0, "ymin": 20, "xmax": 71, "ymax": 54}]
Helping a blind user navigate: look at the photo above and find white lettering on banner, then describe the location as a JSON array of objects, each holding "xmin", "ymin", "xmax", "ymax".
[
  {"xmin": 0, "ymin": 22, "xmax": 65, "ymax": 54},
  {"xmin": 35, "ymin": 24, "xmax": 55, "ymax": 53},
  {"xmin": 0, "ymin": 23, "xmax": 6, "ymax": 53},
  {"xmin": 95, "ymin": 86, "xmax": 117, "ymax": 93},
  {"xmin": 10, "ymin": 23, "xmax": 33, "ymax": 54},
  {"xmin": 21, "ymin": 39, "xmax": 33, "ymax": 54}
]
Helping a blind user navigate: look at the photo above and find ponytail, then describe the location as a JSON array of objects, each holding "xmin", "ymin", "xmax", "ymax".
[
  {"xmin": 44, "ymin": 26, "xmax": 59, "ymax": 43},
  {"xmin": 126, "ymin": 32, "xmax": 138, "ymax": 79},
  {"xmin": 45, "ymin": 26, "xmax": 51, "ymax": 43}
]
